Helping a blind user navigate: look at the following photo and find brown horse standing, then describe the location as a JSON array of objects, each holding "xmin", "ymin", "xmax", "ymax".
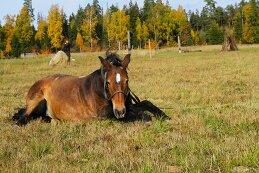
[{"xmin": 13, "ymin": 54, "xmax": 168, "ymax": 125}]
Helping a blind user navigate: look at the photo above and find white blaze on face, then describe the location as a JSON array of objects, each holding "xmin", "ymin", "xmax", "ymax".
[{"xmin": 116, "ymin": 73, "xmax": 121, "ymax": 83}]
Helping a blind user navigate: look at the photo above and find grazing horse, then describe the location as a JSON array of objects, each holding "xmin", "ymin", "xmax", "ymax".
[{"xmin": 13, "ymin": 53, "xmax": 169, "ymax": 126}]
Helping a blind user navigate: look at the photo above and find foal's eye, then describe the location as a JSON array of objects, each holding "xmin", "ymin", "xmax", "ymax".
[{"xmin": 106, "ymin": 81, "xmax": 110, "ymax": 86}]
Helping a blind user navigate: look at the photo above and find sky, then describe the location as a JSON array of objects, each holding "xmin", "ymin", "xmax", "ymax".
[{"xmin": 0, "ymin": 0, "xmax": 242, "ymax": 26}]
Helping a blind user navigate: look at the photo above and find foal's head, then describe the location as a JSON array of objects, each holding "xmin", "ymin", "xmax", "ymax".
[{"xmin": 99, "ymin": 54, "xmax": 130, "ymax": 119}]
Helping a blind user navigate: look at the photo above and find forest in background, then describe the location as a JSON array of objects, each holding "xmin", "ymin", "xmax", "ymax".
[{"xmin": 0, "ymin": 0, "xmax": 258, "ymax": 58}]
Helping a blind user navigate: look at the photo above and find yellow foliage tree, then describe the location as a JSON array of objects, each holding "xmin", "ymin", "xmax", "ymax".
[
  {"xmin": 0, "ymin": 50, "xmax": 4, "ymax": 59},
  {"xmin": 35, "ymin": 15, "xmax": 48, "ymax": 42},
  {"xmin": 47, "ymin": 5, "xmax": 64, "ymax": 50},
  {"xmin": 16, "ymin": 5, "xmax": 34, "ymax": 53},
  {"xmin": 81, "ymin": 6, "xmax": 98, "ymax": 51},
  {"xmin": 142, "ymin": 22, "xmax": 149, "ymax": 47},
  {"xmin": 109, "ymin": 10, "xmax": 129, "ymax": 50},
  {"xmin": 3, "ymin": 15, "xmax": 16, "ymax": 55},
  {"xmin": 191, "ymin": 29, "xmax": 199, "ymax": 45},
  {"xmin": 5, "ymin": 40, "xmax": 12, "ymax": 54},
  {"xmin": 76, "ymin": 32, "xmax": 84, "ymax": 52},
  {"xmin": 175, "ymin": 5, "xmax": 191, "ymax": 45},
  {"xmin": 103, "ymin": 9, "xmax": 111, "ymax": 47},
  {"xmin": 135, "ymin": 17, "xmax": 142, "ymax": 48},
  {"xmin": 242, "ymin": 4, "xmax": 256, "ymax": 44}
]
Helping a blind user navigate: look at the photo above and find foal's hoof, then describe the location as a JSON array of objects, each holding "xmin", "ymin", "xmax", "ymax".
[
  {"xmin": 139, "ymin": 112, "xmax": 152, "ymax": 122},
  {"xmin": 12, "ymin": 108, "xmax": 26, "ymax": 121},
  {"xmin": 42, "ymin": 116, "xmax": 52, "ymax": 123},
  {"xmin": 12, "ymin": 113, "xmax": 21, "ymax": 121},
  {"xmin": 16, "ymin": 116, "xmax": 28, "ymax": 126}
]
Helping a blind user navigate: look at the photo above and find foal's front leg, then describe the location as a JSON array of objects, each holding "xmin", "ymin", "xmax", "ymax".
[
  {"xmin": 134, "ymin": 100, "xmax": 170, "ymax": 120},
  {"xmin": 123, "ymin": 104, "xmax": 152, "ymax": 122}
]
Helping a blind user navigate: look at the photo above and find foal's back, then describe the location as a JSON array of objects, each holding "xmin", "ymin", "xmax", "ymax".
[{"xmin": 27, "ymin": 72, "xmax": 110, "ymax": 121}]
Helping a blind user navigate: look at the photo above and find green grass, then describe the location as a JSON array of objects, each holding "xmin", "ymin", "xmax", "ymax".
[{"xmin": 0, "ymin": 45, "xmax": 258, "ymax": 172}]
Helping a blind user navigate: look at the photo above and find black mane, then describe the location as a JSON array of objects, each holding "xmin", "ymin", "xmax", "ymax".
[{"xmin": 105, "ymin": 52, "xmax": 122, "ymax": 67}]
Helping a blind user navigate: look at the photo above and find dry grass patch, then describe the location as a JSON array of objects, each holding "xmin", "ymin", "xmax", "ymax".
[{"xmin": 0, "ymin": 46, "xmax": 258, "ymax": 172}]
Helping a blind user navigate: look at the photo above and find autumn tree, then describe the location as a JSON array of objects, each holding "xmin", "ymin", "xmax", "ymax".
[
  {"xmin": 47, "ymin": 5, "xmax": 64, "ymax": 51},
  {"xmin": 35, "ymin": 14, "xmax": 50, "ymax": 51},
  {"xmin": 76, "ymin": 32, "xmax": 84, "ymax": 52},
  {"xmin": 142, "ymin": 21, "xmax": 149, "ymax": 46},
  {"xmin": 81, "ymin": 4, "xmax": 98, "ymax": 50},
  {"xmin": 148, "ymin": 0, "xmax": 166, "ymax": 48},
  {"xmin": 15, "ymin": 5, "xmax": 34, "ymax": 54},
  {"xmin": 160, "ymin": 7, "xmax": 177, "ymax": 46},
  {"xmin": 242, "ymin": 3, "xmax": 256, "ymax": 43},
  {"xmin": 2, "ymin": 15, "xmax": 15, "ymax": 55},
  {"xmin": 103, "ymin": 8, "xmax": 111, "ymax": 47},
  {"xmin": 135, "ymin": 17, "xmax": 142, "ymax": 48},
  {"xmin": 175, "ymin": 5, "xmax": 191, "ymax": 45},
  {"xmin": 109, "ymin": 10, "xmax": 130, "ymax": 50}
]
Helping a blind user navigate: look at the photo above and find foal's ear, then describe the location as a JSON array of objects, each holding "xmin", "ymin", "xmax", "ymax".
[
  {"xmin": 122, "ymin": 54, "xmax": 131, "ymax": 68},
  {"xmin": 98, "ymin": 56, "xmax": 112, "ymax": 69}
]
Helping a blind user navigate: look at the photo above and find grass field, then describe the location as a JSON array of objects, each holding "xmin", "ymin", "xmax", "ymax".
[{"xmin": 0, "ymin": 45, "xmax": 258, "ymax": 172}]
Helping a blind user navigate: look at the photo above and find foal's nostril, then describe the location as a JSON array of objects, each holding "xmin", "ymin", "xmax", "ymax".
[{"xmin": 114, "ymin": 107, "xmax": 126, "ymax": 118}]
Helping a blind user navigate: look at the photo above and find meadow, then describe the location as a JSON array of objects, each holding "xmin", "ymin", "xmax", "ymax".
[{"xmin": 0, "ymin": 45, "xmax": 258, "ymax": 172}]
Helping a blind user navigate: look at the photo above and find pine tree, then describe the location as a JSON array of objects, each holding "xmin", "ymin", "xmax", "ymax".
[
  {"xmin": 110, "ymin": 5, "xmax": 119, "ymax": 14},
  {"xmin": 68, "ymin": 13, "xmax": 78, "ymax": 48},
  {"xmin": 234, "ymin": 10, "xmax": 243, "ymax": 42},
  {"xmin": 141, "ymin": 0, "xmax": 155, "ymax": 21},
  {"xmin": 127, "ymin": 1, "xmax": 140, "ymax": 48},
  {"xmin": 92, "ymin": 0, "xmax": 103, "ymax": 47},
  {"xmin": 23, "ymin": 0, "xmax": 34, "ymax": 20},
  {"xmin": 10, "ymin": 34, "xmax": 21, "ymax": 57},
  {"xmin": 207, "ymin": 22, "xmax": 224, "ymax": 44},
  {"xmin": 0, "ymin": 24, "xmax": 5, "ymax": 51},
  {"xmin": 62, "ymin": 13, "xmax": 69, "ymax": 39}
]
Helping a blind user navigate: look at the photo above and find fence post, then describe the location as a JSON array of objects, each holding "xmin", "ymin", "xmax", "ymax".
[
  {"xmin": 149, "ymin": 39, "xmax": 152, "ymax": 58},
  {"xmin": 127, "ymin": 30, "xmax": 131, "ymax": 54}
]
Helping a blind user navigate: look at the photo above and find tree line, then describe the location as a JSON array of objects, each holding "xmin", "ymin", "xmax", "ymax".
[{"xmin": 0, "ymin": 0, "xmax": 258, "ymax": 58}]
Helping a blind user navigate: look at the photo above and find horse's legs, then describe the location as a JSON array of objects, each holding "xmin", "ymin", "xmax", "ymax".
[
  {"xmin": 12, "ymin": 108, "xmax": 26, "ymax": 121},
  {"xmin": 123, "ymin": 104, "xmax": 152, "ymax": 122},
  {"xmin": 16, "ymin": 93, "xmax": 46, "ymax": 126},
  {"xmin": 134, "ymin": 100, "xmax": 170, "ymax": 120}
]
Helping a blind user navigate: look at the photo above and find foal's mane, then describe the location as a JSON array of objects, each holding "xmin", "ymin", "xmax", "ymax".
[{"xmin": 105, "ymin": 52, "xmax": 123, "ymax": 67}]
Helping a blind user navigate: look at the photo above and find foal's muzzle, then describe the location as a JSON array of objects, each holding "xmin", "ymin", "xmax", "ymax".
[{"xmin": 113, "ymin": 107, "xmax": 126, "ymax": 119}]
